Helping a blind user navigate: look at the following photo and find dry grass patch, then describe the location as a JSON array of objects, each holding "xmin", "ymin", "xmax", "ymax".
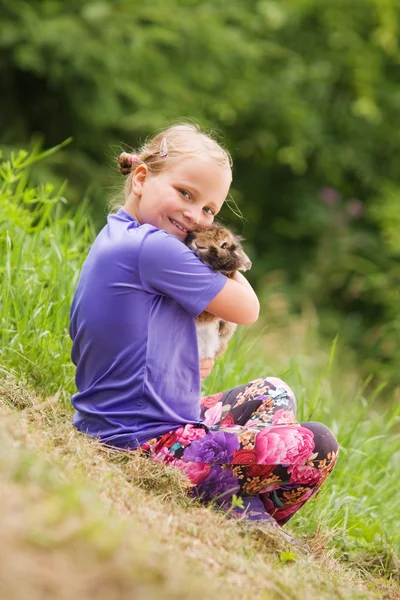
[{"xmin": 0, "ymin": 372, "xmax": 399, "ymax": 600}]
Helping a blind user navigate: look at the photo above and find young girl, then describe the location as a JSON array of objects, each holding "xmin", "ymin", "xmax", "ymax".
[{"xmin": 70, "ymin": 123, "xmax": 338, "ymax": 532}]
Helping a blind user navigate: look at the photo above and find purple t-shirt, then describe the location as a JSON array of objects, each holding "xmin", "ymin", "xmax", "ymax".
[{"xmin": 69, "ymin": 209, "xmax": 227, "ymax": 449}]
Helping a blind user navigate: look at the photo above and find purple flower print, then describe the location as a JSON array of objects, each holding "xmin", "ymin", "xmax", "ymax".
[
  {"xmin": 183, "ymin": 431, "xmax": 240, "ymax": 464},
  {"xmin": 194, "ymin": 465, "xmax": 240, "ymax": 503}
]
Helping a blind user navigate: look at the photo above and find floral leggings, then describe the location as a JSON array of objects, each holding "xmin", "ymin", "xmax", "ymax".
[{"xmin": 141, "ymin": 377, "xmax": 339, "ymax": 526}]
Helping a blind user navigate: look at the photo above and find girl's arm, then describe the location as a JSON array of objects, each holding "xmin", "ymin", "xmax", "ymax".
[{"xmin": 205, "ymin": 271, "xmax": 260, "ymax": 325}]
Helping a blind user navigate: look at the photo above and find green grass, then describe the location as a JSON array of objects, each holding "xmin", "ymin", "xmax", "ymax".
[{"xmin": 1, "ymin": 147, "xmax": 399, "ymax": 598}]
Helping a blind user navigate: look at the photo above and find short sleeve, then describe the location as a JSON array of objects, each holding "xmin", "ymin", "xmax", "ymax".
[{"xmin": 138, "ymin": 230, "xmax": 227, "ymax": 316}]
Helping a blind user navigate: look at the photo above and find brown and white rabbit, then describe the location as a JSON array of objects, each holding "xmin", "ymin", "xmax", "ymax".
[{"xmin": 185, "ymin": 224, "xmax": 252, "ymax": 360}]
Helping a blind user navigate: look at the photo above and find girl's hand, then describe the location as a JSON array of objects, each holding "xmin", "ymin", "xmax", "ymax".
[{"xmin": 200, "ymin": 358, "xmax": 214, "ymax": 380}]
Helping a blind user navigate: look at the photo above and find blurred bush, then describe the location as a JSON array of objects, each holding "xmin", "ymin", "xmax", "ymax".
[{"xmin": 1, "ymin": 0, "xmax": 400, "ymax": 387}]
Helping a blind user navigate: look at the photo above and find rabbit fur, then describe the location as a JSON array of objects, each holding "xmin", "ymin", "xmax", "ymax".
[{"xmin": 185, "ymin": 224, "xmax": 252, "ymax": 360}]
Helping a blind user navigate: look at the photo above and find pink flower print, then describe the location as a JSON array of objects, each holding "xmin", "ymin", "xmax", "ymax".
[
  {"xmin": 204, "ymin": 402, "xmax": 223, "ymax": 426},
  {"xmin": 287, "ymin": 464, "xmax": 321, "ymax": 486},
  {"xmin": 169, "ymin": 457, "xmax": 190, "ymax": 470},
  {"xmin": 153, "ymin": 446, "xmax": 178, "ymax": 464},
  {"xmin": 152, "ymin": 448, "xmax": 189, "ymax": 472},
  {"xmin": 232, "ymin": 448, "xmax": 258, "ymax": 465},
  {"xmin": 274, "ymin": 489, "xmax": 315, "ymax": 521},
  {"xmin": 153, "ymin": 429, "xmax": 180, "ymax": 452},
  {"xmin": 272, "ymin": 409, "xmax": 296, "ymax": 425},
  {"xmin": 255, "ymin": 425, "xmax": 315, "ymax": 466},
  {"xmin": 258, "ymin": 482, "xmax": 281, "ymax": 494},
  {"xmin": 273, "ymin": 503, "xmax": 300, "ymax": 521},
  {"xmin": 266, "ymin": 377, "xmax": 296, "ymax": 404},
  {"xmin": 260, "ymin": 494, "xmax": 275, "ymax": 514},
  {"xmin": 182, "ymin": 461, "xmax": 211, "ymax": 485},
  {"xmin": 175, "ymin": 424, "xmax": 206, "ymax": 446},
  {"xmin": 220, "ymin": 412, "xmax": 235, "ymax": 426},
  {"xmin": 201, "ymin": 392, "xmax": 223, "ymax": 408}
]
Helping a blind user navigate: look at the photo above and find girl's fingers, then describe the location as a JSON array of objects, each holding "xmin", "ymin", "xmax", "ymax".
[{"xmin": 200, "ymin": 358, "xmax": 214, "ymax": 379}]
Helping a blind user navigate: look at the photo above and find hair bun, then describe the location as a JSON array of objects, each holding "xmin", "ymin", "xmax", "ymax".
[{"xmin": 118, "ymin": 152, "xmax": 137, "ymax": 176}]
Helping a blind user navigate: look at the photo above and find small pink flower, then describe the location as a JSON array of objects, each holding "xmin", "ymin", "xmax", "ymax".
[
  {"xmin": 320, "ymin": 187, "xmax": 340, "ymax": 205},
  {"xmin": 266, "ymin": 377, "xmax": 296, "ymax": 404},
  {"xmin": 255, "ymin": 425, "xmax": 315, "ymax": 466},
  {"xmin": 220, "ymin": 412, "xmax": 235, "ymax": 426},
  {"xmin": 182, "ymin": 461, "xmax": 211, "ymax": 485},
  {"xmin": 232, "ymin": 448, "xmax": 258, "ymax": 465},
  {"xmin": 175, "ymin": 424, "xmax": 206, "ymax": 446},
  {"xmin": 273, "ymin": 503, "xmax": 300, "ymax": 521},
  {"xmin": 204, "ymin": 402, "xmax": 223, "ymax": 426},
  {"xmin": 170, "ymin": 457, "xmax": 189, "ymax": 469},
  {"xmin": 153, "ymin": 447, "xmax": 175, "ymax": 464},
  {"xmin": 258, "ymin": 482, "xmax": 281, "ymax": 494},
  {"xmin": 260, "ymin": 495, "xmax": 275, "ymax": 513},
  {"xmin": 153, "ymin": 429, "xmax": 179, "ymax": 452},
  {"xmin": 346, "ymin": 198, "xmax": 364, "ymax": 218},
  {"xmin": 201, "ymin": 392, "xmax": 223, "ymax": 408},
  {"xmin": 153, "ymin": 448, "xmax": 188, "ymax": 471},
  {"xmin": 288, "ymin": 464, "xmax": 321, "ymax": 486},
  {"xmin": 272, "ymin": 409, "xmax": 296, "ymax": 425}
]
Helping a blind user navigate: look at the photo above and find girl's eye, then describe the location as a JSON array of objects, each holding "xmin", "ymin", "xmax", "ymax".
[
  {"xmin": 203, "ymin": 207, "xmax": 215, "ymax": 215},
  {"xmin": 179, "ymin": 189, "xmax": 191, "ymax": 199}
]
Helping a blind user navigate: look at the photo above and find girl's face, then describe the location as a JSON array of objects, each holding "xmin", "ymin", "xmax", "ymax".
[{"xmin": 126, "ymin": 157, "xmax": 232, "ymax": 241}]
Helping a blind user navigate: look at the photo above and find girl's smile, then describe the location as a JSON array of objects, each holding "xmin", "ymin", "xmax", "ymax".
[
  {"xmin": 168, "ymin": 217, "xmax": 192, "ymax": 237},
  {"xmin": 125, "ymin": 156, "xmax": 232, "ymax": 240}
]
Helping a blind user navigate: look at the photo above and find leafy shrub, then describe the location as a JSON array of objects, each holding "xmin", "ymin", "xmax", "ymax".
[{"xmin": 0, "ymin": 142, "xmax": 95, "ymax": 394}]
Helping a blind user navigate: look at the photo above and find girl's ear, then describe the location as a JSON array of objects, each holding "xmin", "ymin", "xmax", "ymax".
[{"xmin": 131, "ymin": 164, "xmax": 148, "ymax": 197}]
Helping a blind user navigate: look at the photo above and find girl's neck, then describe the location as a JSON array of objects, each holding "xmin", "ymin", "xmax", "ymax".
[{"xmin": 123, "ymin": 195, "xmax": 141, "ymax": 222}]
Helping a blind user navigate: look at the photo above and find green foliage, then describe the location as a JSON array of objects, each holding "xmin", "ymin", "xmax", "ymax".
[
  {"xmin": 279, "ymin": 551, "xmax": 297, "ymax": 563},
  {"xmin": 298, "ymin": 188, "xmax": 400, "ymax": 385},
  {"xmin": 0, "ymin": 143, "xmax": 95, "ymax": 393},
  {"xmin": 1, "ymin": 0, "xmax": 400, "ymax": 384}
]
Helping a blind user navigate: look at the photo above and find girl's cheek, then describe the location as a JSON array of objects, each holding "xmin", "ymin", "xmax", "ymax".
[{"xmin": 201, "ymin": 214, "xmax": 214, "ymax": 227}]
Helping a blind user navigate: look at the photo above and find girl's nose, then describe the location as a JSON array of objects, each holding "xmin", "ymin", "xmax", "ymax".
[{"xmin": 183, "ymin": 208, "xmax": 201, "ymax": 225}]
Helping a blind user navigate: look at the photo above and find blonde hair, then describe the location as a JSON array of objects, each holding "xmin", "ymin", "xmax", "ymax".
[{"xmin": 112, "ymin": 123, "xmax": 232, "ymax": 210}]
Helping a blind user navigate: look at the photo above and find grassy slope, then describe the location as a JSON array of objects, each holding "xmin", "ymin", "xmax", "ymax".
[
  {"xmin": 1, "ymin": 331, "xmax": 399, "ymax": 600},
  {"xmin": 0, "ymin": 386, "xmax": 394, "ymax": 600}
]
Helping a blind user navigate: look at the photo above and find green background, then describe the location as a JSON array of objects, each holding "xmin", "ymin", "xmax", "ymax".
[{"xmin": 1, "ymin": 0, "xmax": 400, "ymax": 388}]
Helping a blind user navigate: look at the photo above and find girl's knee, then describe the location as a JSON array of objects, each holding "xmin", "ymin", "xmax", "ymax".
[
  {"xmin": 263, "ymin": 376, "xmax": 297, "ymax": 407},
  {"xmin": 301, "ymin": 421, "xmax": 339, "ymax": 459}
]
